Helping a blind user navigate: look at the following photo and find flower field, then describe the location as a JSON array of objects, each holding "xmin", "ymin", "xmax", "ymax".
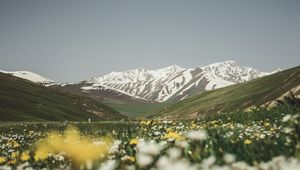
[{"xmin": 0, "ymin": 104, "xmax": 299, "ymax": 170}]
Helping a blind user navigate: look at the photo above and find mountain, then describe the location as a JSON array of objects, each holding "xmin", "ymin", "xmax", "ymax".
[
  {"xmin": 2, "ymin": 61, "xmax": 272, "ymax": 104},
  {"xmin": 87, "ymin": 61, "xmax": 271, "ymax": 102},
  {"xmin": 1, "ymin": 70, "xmax": 159, "ymax": 118},
  {"xmin": 0, "ymin": 70, "xmax": 55, "ymax": 85},
  {"xmin": 148, "ymin": 66, "xmax": 300, "ymax": 119},
  {"xmin": 0, "ymin": 72, "xmax": 126, "ymax": 121},
  {"xmin": 1, "ymin": 61, "xmax": 276, "ymax": 118},
  {"xmin": 49, "ymin": 81, "xmax": 166, "ymax": 118}
]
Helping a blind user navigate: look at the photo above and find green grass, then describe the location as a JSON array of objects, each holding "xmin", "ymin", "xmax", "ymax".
[
  {"xmin": 151, "ymin": 66, "xmax": 300, "ymax": 119},
  {"xmin": 102, "ymin": 99, "xmax": 170, "ymax": 118},
  {"xmin": 0, "ymin": 73, "xmax": 126, "ymax": 121},
  {"xmin": 0, "ymin": 104, "xmax": 299, "ymax": 169}
]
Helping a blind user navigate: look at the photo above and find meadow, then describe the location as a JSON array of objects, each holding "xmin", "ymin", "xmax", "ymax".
[{"xmin": 0, "ymin": 104, "xmax": 299, "ymax": 170}]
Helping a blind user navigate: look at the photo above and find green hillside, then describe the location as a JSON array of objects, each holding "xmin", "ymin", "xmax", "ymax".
[
  {"xmin": 0, "ymin": 73, "xmax": 126, "ymax": 121},
  {"xmin": 150, "ymin": 66, "xmax": 300, "ymax": 119},
  {"xmin": 102, "ymin": 98, "xmax": 169, "ymax": 118}
]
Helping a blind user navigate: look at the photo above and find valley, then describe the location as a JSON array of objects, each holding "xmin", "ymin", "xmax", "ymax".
[{"xmin": 0, "ymin": 63, "xmax": 299, "ymax": 170}]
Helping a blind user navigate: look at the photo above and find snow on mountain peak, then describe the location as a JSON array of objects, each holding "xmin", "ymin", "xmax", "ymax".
[
  {"xmin": 0, "ymin": 70, "xmax": 55, "ymax": 84},
  {"xmin": 85, "ymin": 61, "xmax": 272, "ymax": 102},
  {"xmin": 1, "ymin": 61, "xmax": 275, "ymax": 103}
]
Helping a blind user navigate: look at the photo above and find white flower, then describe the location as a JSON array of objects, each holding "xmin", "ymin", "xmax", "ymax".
[
  {"xmin": 98, "ymin": 160, "xmax": 117, "ymax": 170},
  {"xmin": 154, "ymin": 131, "xmax": 161, "ymax": 136},
  {"xmin": 187, "ymin": 130, "xmax": 207, "ymax": 141},
  {"xmin": 157, "ymin": 156, "xmax": 196, "ymax": 170},
  {"xmin": 168, "ymin": 148, "xmax": 181, "ymax": 160},
  {"xmin": 223, "ymin": 153, "xmax": 235, "ymax": 164},
  {"xmin": 282, "ymin": 115, "xmax": 292, "ymax": 122},
  {"xmin": 136, "ymin": 153, "xmax": 153, "ymax": 167},
  {"xmin": 137, "ymin": 140, "xmax": 163, "ymax": 156},
  {"xmin": 175, "ymin": 140, "xmax": 188, "ymax": 148},
  {"xmin": 283, "ymin": 128, "xmax": 293, "ymax": 134},
  {"xmin": 109, "ymin": 140, "xmax": 121, "ymax": 154},
  {"xmin": 259, "ymin": 134, "xmax": 266, "ymax": 139},
  {"xmin": 201, "ymin": 156, "xmax": 216, "ymax": 168}
]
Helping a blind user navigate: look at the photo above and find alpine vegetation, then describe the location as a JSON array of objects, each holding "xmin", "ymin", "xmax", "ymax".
[{"xmin": 1, "ymin": 104, "xmax": 300, "ymax": 170}]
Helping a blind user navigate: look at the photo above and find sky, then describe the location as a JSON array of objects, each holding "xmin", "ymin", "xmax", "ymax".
[{"xmin": 0, "ymin": 0, "xmax": 299, "ymax": 82}]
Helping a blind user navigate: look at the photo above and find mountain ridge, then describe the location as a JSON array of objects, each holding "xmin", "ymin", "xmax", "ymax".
[
  {"xmin": 87, "ymin": 60, "xmax": 273, "ymax": 102},
  {"xmin": 149, "ymin": 65, "xmax": 300, "ymax": 119},
  {"xmin": 0, "ymin": 72, "xmax": 126, "ymax": 121},
  {"xmin": 1, "ymin": 61, "xmax": 277, "ymax": 104}
]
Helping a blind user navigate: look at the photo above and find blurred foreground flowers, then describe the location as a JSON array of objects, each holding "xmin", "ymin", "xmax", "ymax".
[
  {"xmin": 0, "ymin": 105, "xmax": 300, "ymax": 170},
  {"xmin": 34, "ymin": 126, "xmax": 111, "ymax": 169}
]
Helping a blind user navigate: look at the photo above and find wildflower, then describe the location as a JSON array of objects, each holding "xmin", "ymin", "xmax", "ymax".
[
  {"xmin": 136, "ymin": 153, "xmax": 153, "ymax": 167},
  {"xmin": 137, "ymin": 141, "xmax": 163, "ymax": 156},
  {"xmin": 154, "ymin": 131, "xmax": 161, "ymax": 136},
  {"xmin": 34, "ymin": 145, "xmax": 49, "ymax": 161},
  {"xmin": 282, "ymin": 115, "xmax": 292, "ymax": 122},
  {"xmin": 127, "ymin": 156, "xmax": 135, "ymax": 162},
  {"xmin": 223, "ymin": 153, "xmax": 235, "ymax": 163},
  {"xmin": 121, "ymin": 155, "xmax": 135, "ymax": 162},
  {"xmin": 157, "ymin": 156, "xmax": 195, "ymax": 170},
  {"xmin": 168, "ymin": 148, "xmax": 181, "ymax": 160},
  {"xmin": 201, "ymin": 156, "xmax": 216, "ymax": 169},
  {"xmin": 259, "ymin": 134, "xmax": 266, "ymax": 139},
  {"xmin": 20, "ymin": 151, "xmax": 30, "ymax": 161},
  {"xmin": 109, "ymin": 140, "xmax": 121, "ymax": 154},
  {"xmin": 0, "ymin": 157, "xmax": 6, "ymax": 164},
  {"xmin": 12, "ymin": 141, "xmax": 20, "ymax": 148},
  {"xmin": 141, "ymin": 120, "xmax": 151, "ymax": 126},
  {"xmin": 166, "ymin": 128, "xmax": 173, "ymax": 132},
  {"xmin": 99, "ymin": 160, "xmax": 117, "ymax": 170},
  {"xmin": 186, "ymin": 130, "xmax": 207, "ymax": 141},
  {"xmin": 34, "ymin": 126, "xmax": 111, "ymax": 165},
  {"xmin": 164, "ymin": 132, "xmax": 185, "ymax": 141},
  {"xmin": 11, "ymin": 152, "xmax": 19, "ymax": 159},
  {"xmin": 244, "ymin": 139, "xmax": 252, "ymax": 145},
  {"xmin": 8, "ymin": 140, "xmax": 20, "ymax": 148},
  {"xmin": 283, "ymin": 127, "xmax": 293, "ymax": 134},
  {"xmin": 175, "ymin": 140, "xmax": 188, "ymax": 148},
  {"xmin": 129, "ymin": 138, "xmax": 138, "ymax": 145}
]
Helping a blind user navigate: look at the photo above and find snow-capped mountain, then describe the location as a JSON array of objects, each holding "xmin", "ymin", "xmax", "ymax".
[
  {"xmin": 0, "ymin": 70, "xmax": 55, "ymax": 85},
  {"xmin": 1, "ymin": 61, "xmax": 274, "ymax": 103},
  {"xmin": 85, "ymin": 60, "xmax": 271, "ymax": 102}
]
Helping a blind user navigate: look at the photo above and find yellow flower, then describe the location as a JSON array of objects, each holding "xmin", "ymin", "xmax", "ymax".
[
  {"xmin": 264, "ymin": 122, "xmax": 270, "ymax": 127},
  {"xmin": 164, "ymin": 132, "xmax": 185, "ymax": 141},
  {"xmin": 34, "ymin": 145, "xmax": 49, "ymax": 161},
  {"xmin": 141, "ymin": 120, "xmax": 152, "ymax": 126},
  {"xmin": 129, "ymin": 138, "xmax": 138, "ymax": 145},
  {"xmin": 191, "ymin": 123, "xmax": 197, "ymax": 128},
  {"xmin": 244, "ymin": 139, "xmax": 252, "ymax": 145},
  {"xmin": 166, "ymin": 128, "xmax": 173, "ymax": 133},
  {"xmin": 34, "ymin": 126, "xmax": 111, "ymax": 165},
  {"xmin": 0, "ymin": 157, "xmax": 6, "ymax": 164},
  {"xmin": 11, "ymin": 152, "xmax": 19, "ymax": 159},
  {"xmin": 13, "ymin": 142, "xmax": 20, "ymax": 148},
  {"xmin": 21, "ymin": 151, "xmax": 30, "ymax": 161},
  {"xmin": 128, "ymin": 156, "xmax": 135, "ymax": 162},
  {"xmin": 8, "ymin": 140, "xmax": 20, "ymax": 148}
]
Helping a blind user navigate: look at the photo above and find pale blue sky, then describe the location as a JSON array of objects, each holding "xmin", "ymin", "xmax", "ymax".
[{"xmin": 0, "ymin": 0, "xmax": 299, "ymax": 82}]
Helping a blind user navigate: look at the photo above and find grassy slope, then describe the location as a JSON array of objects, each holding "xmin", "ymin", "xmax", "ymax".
[
  {"xmin": 51, "ymin": 83, "xmax": 169, "ymax": 118},
  {"xmin": 0, "ymin": 73, "xmax": 126, "ymax": 121},
  {"xmin": 102, "ymin": 99, "xmax": 169, "ymax": 118},
  {"xmin": 150, "ymin": 66, "xmax": 300, "ymax": 119}
]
